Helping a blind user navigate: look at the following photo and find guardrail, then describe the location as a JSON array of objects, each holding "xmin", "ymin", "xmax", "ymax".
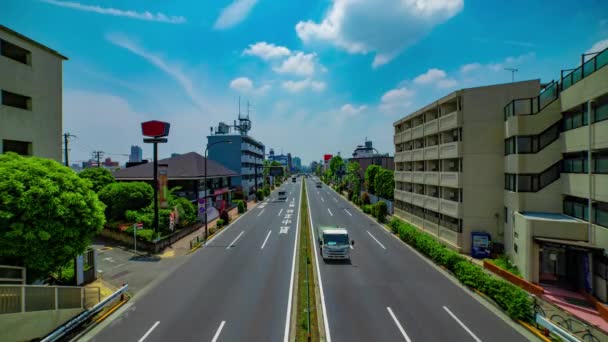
[
  {"xmin": 40, "ymin": 284, "xmax": 129, "ymax": 342},
  {"xmin": 0, "ymin": 284, "xmax": 99, "ymax": 314}
]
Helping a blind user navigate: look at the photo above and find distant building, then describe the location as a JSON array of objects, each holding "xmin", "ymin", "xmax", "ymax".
[
  {"xmin": 171, "ymin": 153, "xmax": 181, "ymax": 158},
  {"xmin": 207, "ymin": 114, "xmax": 264, "ymax": 200},
  {"xmin": 349, "ymin": 139, "xmax": 394, "ymax": 181},
  {"xmin": 287, "ymin": 153, "xmax": 293, "ymax": 172},
  {"xmin": 129, "ymin": 145, "xmax": 143, "ymax": 162},
  {"xmin": 310, "ymin": 161, "xmax": 319, "ymax": 172},
  {"xmin": 268, "ymin": 148, "xmax": 290, "ymax": 167},
  {"xmin": 0, "ymin": 25, "xmax": 67, "ymax": 161},
  {"xmin": 293, "ymin": 157, "xmax": 302, "ymax": 171}
]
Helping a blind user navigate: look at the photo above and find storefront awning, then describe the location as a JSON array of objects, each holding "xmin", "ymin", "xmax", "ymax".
[{"xmin": 534, "ymin": 237, "xmax": 604, "ymax": 251}]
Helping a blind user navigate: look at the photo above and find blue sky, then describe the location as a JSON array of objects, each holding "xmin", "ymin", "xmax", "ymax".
[{"xmin": 2, "ymin": 0, "xmax": 608, "ymax": 165}]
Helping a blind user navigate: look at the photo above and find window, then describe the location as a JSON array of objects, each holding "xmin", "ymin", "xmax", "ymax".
[
  {"xmin": 517, "ymin": 136, "xmax": 534, "ymax": 153},
  {"xmin": 2, "ymin": 139, "xmax": 31, "ymax": 155},
  {"xmin": 595, "ymin": 101, "xmax": 608, "ymax": 123},
  {"xmin": 594, "ymin": 202, "xmax": 608, "ymax": 228},
  {"xmin": 504, "ymin": 207, "xmax": 508, "ymax": 223},
  {"xmin": 514, "ymin": 243, "xmax": 518, "ymax": 253},
  {"xmin": 594, "ymin": 150, "xmax": 608, "ymax": 174},
  {"xmin": 0, "ymin": 39, "xmax": 31, "ymax": 65},
  {"xmin": 1, "ymin": 90, "xmax": 31, "ymax": 110},
  {"xmin": 505, "ymin": 174, "xmax": 516, "ymax": 191},
  {"xmin": 563, "ymin": 196, "xmax": 589, "ymax": 221},
  {"xmin": 563, "ymin": 152, "xmax": 588, "ymax": 173}
]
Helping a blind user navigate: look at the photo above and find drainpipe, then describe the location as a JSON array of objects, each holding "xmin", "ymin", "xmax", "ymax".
[{"xmin": 588, "ymin": 100, "xmax": 595, "ymax": 245}]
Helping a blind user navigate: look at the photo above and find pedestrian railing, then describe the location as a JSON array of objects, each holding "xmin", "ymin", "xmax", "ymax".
[{"xmin": 0, "ymin": 284, "xmax": 100, "ymax": 314}]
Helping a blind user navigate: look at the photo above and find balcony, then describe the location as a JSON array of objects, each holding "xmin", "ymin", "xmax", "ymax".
[
  {"xmin": 394, "ymin": 189, "xmax": 413, "ymax": 203},
  {"xmin": 439, "ymin": 141, "xmax": 462, "ymax": 159},
  {"xmin": 439, "ymin": 199, "xmax": 462, "ymax": 218},
  {"xmin": 395, "ymin": 150, "xmax": 412, "ymax": 162},
  {"xmin": 396, "ymin": 171, "xmax": 412, "ymax": 182},
  {"xmin": 411, "ymin": 193, "xmax": 425, "ymax": 207},
  {"xmin": 423, "ymin": 195, "xmax": 439, "ymax": 211},
  {"xmin": 424, "ymin": 119, "xmax": 438, "ymax": 136},
  {"xmin": 424, "ymin": 171, "xmax": 439, "ymax": 185},
  {"xmin": 412, "ymin": 148, "xmax": 424, "ymax": 161},
  {"xmin": 439, "ymin": 172, "xmax": 462, "ymax": 187},
  {"xmin": 412, "ymin": 171, "xmax": 424, "ymax": 184},
  {"xmin": 412, "ymin": 125, "xmax": 424, "ymax": 139},
  {"xmin": 438, "ymin": 111, "xmax": 461, "ymax": 131},
  {"xmin": 424, "ymin": 145, "xmax": 439, "ymax": 160}
]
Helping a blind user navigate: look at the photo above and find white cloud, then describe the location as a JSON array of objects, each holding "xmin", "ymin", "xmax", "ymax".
[
  {"xmin": 229, "ymin": 77, "xmax": 271, "ymax": 95},
  {"xmin": 460, "ymin": 63, "xmax": 481, "ymax": 73},
  {"xmin": 273, "ymin": 52, "xmax": 317, "ymax": 76},
  {"xmin": 586, "ymin": 39, "xmax": 608, "ymax": 55},
  {"xmin": 282, "ymin": 79, "xmax": 326, "ymax": 93},
  {"xmin": 341, "ymin": 104, "xmax": 367, "ymax": 115},
  {"xmin": 379, "ymin": 87, "xmax": 415, "ymax": 114},
  {"xmin": 214, "ymin": 0, "xmax": 258, "ymax": 30},
  {"xmin": 413, "ymin": 68, "xmax": 447, "ymax": 85},
  {"xmin": 487, "ymin": 52, "xmax": 536, "ymax": 71},
  {"xmin": 106, "ymin": 33, "xmax": 205, "ymax": 110},
  {"xmin": 295, "ymin": 0, "xmax": 463, "ymax": 67},
  {"xmin": 40, "ymin": 0, "xmax": 186, "ymax": 23},
  {"xmin": 242, "ymin": 42, "xmax": 291, "ymax": 60}
]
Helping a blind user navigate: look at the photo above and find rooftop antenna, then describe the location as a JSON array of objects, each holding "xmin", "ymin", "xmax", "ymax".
[
  {"xmin": 504, "ymin": 68, "xmax": 518, "ymax": 82},
  {"xmin": 238, "ymin": 96, "xmax": 241, "ymax": 116}
]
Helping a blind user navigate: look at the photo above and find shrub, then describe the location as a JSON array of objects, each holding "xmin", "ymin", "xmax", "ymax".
[
  {"xmin": 256, "ymin": 189, "xmax": 264, "ymax": 201},
  {"xmin": 361, "ymin": 192, "xmax": 370, "ymax": 205},
  {"xmin": 216, "ymin": 219, "xmax": 225, "ymax": 228},
  {"xmin": 78, "ymin": 167, "xmax": 115, "ymax": 192},
  {"xmin": 173, "ymin": 197, "xmax": 197, "ymax": 227},
  {"xmin": 236, "ymin": 200, "xmax": 246, "ymax": 214},
  {"xmin": 389, "ymin": 217, "xmax": 401, "ymax": 234},
  {"xmin": 375, "ymin": 201, "xmax": 388, "ymax": 223},
  {"xmin": 263, "ymin": 186, "xmax": 271, "ymax": 197},
  {"xmin": 488, "ymin": 255, "xmax": 521, "ymax": 276},
  {"xmin": 362, "ymin": 204, "xmax": 373, "ymax": 214},
  {"xmin": 136, "ymin": 229, "xmax": 155, "ymax": 242},
  {"xmin": 220, "ymin": 209, "xmax": 230, "ymax": 224},
  {"xmin": 98, "ymin": 182, "xmax": 153, "ymax": 221},
  {"xmin": 351, "ymin": 195, "xmax": 359, "ymax": 206}
]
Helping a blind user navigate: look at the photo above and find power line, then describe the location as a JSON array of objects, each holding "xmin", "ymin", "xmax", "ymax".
[{"xmin": 92, "ymin": 151, "xmax": 105, "ymax": 168}]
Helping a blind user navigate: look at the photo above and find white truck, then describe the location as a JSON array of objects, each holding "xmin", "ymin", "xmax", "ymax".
[
  {"xmin": 317, "ymin": 226, "xmax": 354, "ymax": 260},
  {"xmin": 278, "ymin": 190, "xmax": 287, "ymax": 201}
]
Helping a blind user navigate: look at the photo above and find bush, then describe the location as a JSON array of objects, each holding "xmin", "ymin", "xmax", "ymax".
[
  {"xmin": 263, "ymin": 186, "xmax": 271, "ymax": 197},
  {"xmin": 220, "ymin": 209, "xmax": 230, "ymax": 224},
  {"xmin": 98, "ymin": 182, "xmax": 153, "ymax": 221},
  {"xmin": 361, "ymin": 192, "xmax": 371, "ymax": 205},
  {"xmin": 136, "ymin": 229, "xmax": 155, "ymax": 242},
  {"xmin": 375, "ymin": 201, "xmax": 388, "ymax": 223},
  {"xmin": 351, "ymin": 194, "xmax": 359, "ymax": 206},
  {"xmin": 389, "ymin": 217, "xmax": 401, "ymax": 234},
  {"xmin": 488, "ymin": 255, "xmax": 521, "ymax": 276},
  {"xmin": 236, "ymin": 200, "xmax": 246, "ymax": 214},
  {"xmin": 173, "ymin": 197, "xmax": 197, "ymax": 227},
  {"xmin": 256, "ymin": 189, "xmax": 264, "ymax": 201},
  {"xmin": 78, "ymin": 167, "xmax": 115, "ymax": 192},
  {"xmin": 216, "ymin": 219, "xmax": 225, "ymax": 228},
  {"xmin": 362, "ymin": 204, "xmax": 373, "ymax": 214}
]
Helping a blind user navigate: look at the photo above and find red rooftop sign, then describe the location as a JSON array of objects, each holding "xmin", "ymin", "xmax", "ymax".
[
  {"xmin": 141, "ymin": 120, "xmax": 170, "ymax": 137},
  {"xmin": 324, "ymin": 154, "xmax": 333, "ymax": 161}
]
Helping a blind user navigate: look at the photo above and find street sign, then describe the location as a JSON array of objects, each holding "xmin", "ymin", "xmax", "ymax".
[
  {"xmin": 135, "ymin": 222, "xmax": 144, "ymax": 229},
  {"xmin": 141, "ymin": 120, "xmax": 170, "ymax": 137}
]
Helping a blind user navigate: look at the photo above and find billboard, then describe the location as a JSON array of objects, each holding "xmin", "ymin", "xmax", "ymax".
[
  {"xmin": 270, "ymin": 166, "xmax": 284, "ymax": 176},
  {"xmin": 158, "ymin": 164, "xmax": 169, "ymax": 208},
  {"xmin": 323, "ymin": 154, "xmax": 333, "ymax": 162}
]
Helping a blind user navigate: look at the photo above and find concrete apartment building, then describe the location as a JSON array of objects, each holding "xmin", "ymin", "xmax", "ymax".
[
  {"xmin": 393, "ymin": 46, "xmax": 608, "ymax": 302},
  {"xmin": 0, "ymin": 25, "xmax": 67, "ymax": 161}
]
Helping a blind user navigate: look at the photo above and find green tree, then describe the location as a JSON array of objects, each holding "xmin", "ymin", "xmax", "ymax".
[
  {"xmin": 329, "ymin": 155, "xmax": 344, "ymax": 183},
  {"xmin": 98, "ymin": 182, "xmax": 153, "ymax": 221},
  {"xmin": 0, "ymin": 153, "xmax": 106, "ymax": 275},
  {"xmin": 374, "ymin": 168, "xmax": 395, "ymax": 200},
  {"xmin": 78, "ymin": 167, "xmax": 115, "ymax": 192},
  {"xmin": 365, "ymin": 165, "xmax": 381, "ymax": 194},
  {"xmin": 315, "ymin": 164, "xmax": 322, "ymax": 176},
  {"xmin": 345, "ymin": 161, "xmax": 361, "ymax": 196}
]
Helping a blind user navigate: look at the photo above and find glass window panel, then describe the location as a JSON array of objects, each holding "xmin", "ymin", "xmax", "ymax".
[
  {"xmin": 596, "ymin": 206, "xmax": 608, "ymax": 228},
  {"xmin": 596, "ymin": 156, "xmax": 608, "ymax": 174},
  {"xmin": 518, "ymin": 137, "xmax": 533, "ymax": 153},
  {"xmin": 572, "ymin": 113, "xmax": 582, "ymax": 128},
  {"xmin": 583, "ymin": 59, "xmax": 596, "ymax": 77},
  {"xmin": 597, "ymin": 49, "xmax": 608, "ymax": 69},
  {"xmin": 595, "ymin": 103, "xmax": 608, "ymax": 122},
  {"xmin": 573, "ymin": 202, "xmax": 584, "ymax": 219},
  {"xmin": 572, "ymin": 67, "xmax": 582, "ymax": 83}
]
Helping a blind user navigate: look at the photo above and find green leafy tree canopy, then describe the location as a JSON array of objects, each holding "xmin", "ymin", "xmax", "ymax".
[
  {"xmin": 374, "ymin": 168, "xmax": 395, "ymax": 200},
  {"xmin": 78, "ymin": 167, "xmax": 115, "ymax": 192},
  {"xmin": 345, "ymin": 161, "xmax": 361, "ymax": 193},
  {"xmin": 98, "ymin": 182, "xmax": 153, "ymax": 221},
  {"xmin": 365, "ymin": 165, "xmax": 381, "ymax": 194},
  {"xmin": 0, "ymin": 153, "xmax": 106, "ymax": 274}
]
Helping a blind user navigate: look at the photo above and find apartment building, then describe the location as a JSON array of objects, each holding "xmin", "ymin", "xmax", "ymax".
[
  {"xmin": 0, "ymin": 25, "xmax": 67, "ymax": 161},
  {"xmin": 393, "ymin": 80, "xmax": 540, "ymax": 253},
  {"xmin": 504, "ymin": 47, "xmax": 607, "ymax": 301}
]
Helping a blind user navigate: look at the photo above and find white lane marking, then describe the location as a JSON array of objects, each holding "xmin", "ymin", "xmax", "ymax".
[
  {"xmin": 257, "ymin": 209, "xmax": 265, "ymax": 217},
  {"xmin": 284, "ymin": 181, "xmax": 302, "ymax": 342},
  {"xmin": 387, "ymin": 307, "xmax": 412, "ymax": 342},
  {"xmin": 226, "ymin": 231, "xmax": 244, "ymax": 249},
  {"xmin": 261, "ymin": 230, "xmax": 272, "ymax": 249},
  {"xmin": 350, "ymin": 245, "xmax": 354, "ymax": 249},
  {"xmin": 278, "ymin": 208, "xmax": 283, "ymax": 216},
  {"xmin": 137, "ymin": 321, "xmax": 160, "ymax": 342},
  {"xmin": 367, "ymin": 231, "xmax": 386, "ymax": 249},
  {"xmin": 211, "ymin": 321, "xmax": 226, "ymax": 342},
  {"xmin": 327, "ymin": 208, "xmax": 333, "ymax": 216},
  {"xmin": 306, "ymin": 184, "xmax": 331, "ymax": 342},
  {"xmin": 321, "ymin": 197, "xmax": 325, "ymax": 202},
  {"xmin": 443, "ymin": 306, "xmax": 482, "ymax": 342},
  {"xmin": 333, "ymin": 197, "xmax": 338, "ymax": 202},
  {"xmin": 344, "ymin": 209, "xmax": 353, "ymax": 216}
]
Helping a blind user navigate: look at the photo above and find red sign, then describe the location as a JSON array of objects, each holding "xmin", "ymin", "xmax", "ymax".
[
  {"xmin": 136, "ymin": 222, "xmax": 144, "ymax": 229},
  {"xmin": 323, "ymin": 154, "xmax": 333, "ymax": 161},
  {"xmin": 141, "ymin": 120, "xmax": 170, "ymax": 137}
]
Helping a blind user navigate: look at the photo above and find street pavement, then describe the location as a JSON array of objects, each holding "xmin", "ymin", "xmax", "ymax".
[
  {"xmin": 305, "ymin": 177, "xmax": 531, "ymax": 342},
  {"xmin": 88, "ymin": 180, "xmax": 302, "ymax": 342}
]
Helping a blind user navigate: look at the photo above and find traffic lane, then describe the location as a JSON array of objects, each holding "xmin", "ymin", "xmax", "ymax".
[
  {"xmin": 322, "ymin": 186, "xmax": 527, "ymax": 342},
  {"xmin": 93, "ymin": 191, "xmax": 300, "ymax": 342}
]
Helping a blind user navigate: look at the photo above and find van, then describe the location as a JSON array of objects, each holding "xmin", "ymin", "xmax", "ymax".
[{"xmin": 278, "ymin": 190, "xmax": 287, "ymax": 201}]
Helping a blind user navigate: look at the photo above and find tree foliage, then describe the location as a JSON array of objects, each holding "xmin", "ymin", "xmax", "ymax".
[
  {"xmin": 364, "ymin": 165, "xmax": 381, "ymax": 194},
  {"xmin": 78, "ymin": 167, "xmax": 115, "ymax": 192},
  {"xmin": 374, "ymin": 168, "xmax": 394, "ymax": 199},
  {"xmin": 98, "ymin": 182, "xmax": 153, "ymax": 221},
  {"xmin": 345, "ymin": 161, "xmax": 361, "ymax": 196},
  {"xmin": 329, "ymin": 155, "xmax": 344, "ymax": 182},
  {"xmin": 0, "ymin": 153, "xmax": 106, "ymax": 274}
]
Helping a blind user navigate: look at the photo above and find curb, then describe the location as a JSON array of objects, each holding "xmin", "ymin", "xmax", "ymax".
[
  {"xmin": 518, "ymin": 320, "xmax": 552, "ymax": 342},
  {"xmin": 95, "ymin": 298, "xmax": 128, "ymax": 323}
]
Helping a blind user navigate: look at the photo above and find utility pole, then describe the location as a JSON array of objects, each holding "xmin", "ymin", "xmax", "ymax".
[
  {"xmin": 504, "ymin": 68, "xmax": 518, "ymax": 82},
  {"xmin": 92, "ymin": 151, "xmax": 104, "ymax": 168},
  {"xmin": 63, "ymin": 133, "xmax": 76, "ymax": 166}
]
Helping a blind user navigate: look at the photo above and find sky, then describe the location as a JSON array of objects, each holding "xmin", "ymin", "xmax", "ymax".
[{"xmin": 1, "ymin": 0, "xmax": 608, "ymax": 166}]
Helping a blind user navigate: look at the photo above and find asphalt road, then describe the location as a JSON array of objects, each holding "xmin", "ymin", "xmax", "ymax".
[
  {"xmin": 89, "ymin": 180, "xmax": 302, "ymax": 342},
  {"xmin": 305, "ymin": 177, "xmax": 530, "ymax": 342}
]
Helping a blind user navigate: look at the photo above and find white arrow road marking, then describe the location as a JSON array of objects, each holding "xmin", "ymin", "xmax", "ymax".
[
  {"xmin": 257, "ymin": 209, "xmax": 265, "ymax": 217},
  {"xmin": 367, "ymin": 231, "xmax": 386, "ymax": 249},
  {"xmin": 443, "ymin": 306, "xmax": 482, "ymax": 342},
  {"xmin": 344, "ymin": 209, "xmax": 353, "ymax": 216},
  {"xmin": 261, "ymin": 230, "xmax": 272, "ymax": 249},
  {"xmin": 211, "ymin": 321, "xmax": 226, "ymax": 342},
  {"xmin": 387, "ymin": 308, "xmax": 412, "ymax": 342},
  {"xmin": 279, "ymin": 226, "xmax": 290, "ymax": 234},
  {"xmin": 226, "ymin": 231, "xmax": 244, "ymax": 249},
  {"xmin": 278, "ymin": 208, "xmax": 283, "ymax": 216},
  {"xmin": 321, "ymin": 197, "xmax": 325, "ymax": 202},
  {"xmin": 327, "ymin": 208, "xmax": 333, "ymax": 216},
  {"xmin": 137, "ymin": 321, "xmax": 160, "ymax": 342}
]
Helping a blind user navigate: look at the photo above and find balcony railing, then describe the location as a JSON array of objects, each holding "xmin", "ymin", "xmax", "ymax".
[
  {"xmin": 561, "ymin": 47, "xmax": 608, "ymax": 91},
  {"xmin": 504, "ymin": 81, "xmax": 559, "ymax": 120}
]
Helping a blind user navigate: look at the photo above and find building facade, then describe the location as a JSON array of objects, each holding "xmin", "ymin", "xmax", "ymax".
[
  {"xmin": 293, "ymin": 156, "xmax": 302, "ymax": 171},
  {"xmin": 129, "ymin": 145, "xmax": 143, "ymax": 162},
  {"xmin": 393, "ymin": 80, "xmax": 541, "ymax": 254},
  {"xmin": 350, "ymin": 139, "xmax": 394, "ymax": 181},
  {"xmin": 0, "ymin": 25, "xmax": 67, "ymax": 161}
]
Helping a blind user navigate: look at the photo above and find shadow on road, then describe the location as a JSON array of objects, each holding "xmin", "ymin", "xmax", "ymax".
[{"xmin": 130, "ymin": 255, "xmax": 161, "ymax": 262}]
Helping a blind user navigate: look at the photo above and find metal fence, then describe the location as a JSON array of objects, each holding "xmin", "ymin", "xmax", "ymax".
[
  {"xmin": 0, "ymin": 285, "xmax": 100, "ymax": 314},
  {"xmin": 534, "ymin": 296, "xmax": 608, "ymax": 342}
]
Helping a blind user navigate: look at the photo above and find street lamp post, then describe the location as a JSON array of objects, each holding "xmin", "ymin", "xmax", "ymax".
[{"xmin": 204, "ymin": 140, "xmax": 232, "ymax": 244}]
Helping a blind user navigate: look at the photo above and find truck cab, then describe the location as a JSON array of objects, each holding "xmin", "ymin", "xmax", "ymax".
[
  {"xmin": 317, "ymin": 226, "xmax": 353, "ymax": 261},
  {"xmin": 278, "ymin": 190, "xmax": 287, "ymax": 201},
  {"xmin": 292, "ymin": 176, "xmax": 296, "ymax": 182},
  {"xmin": 316, "ymin": 181, "xmax": 322, "ymax": 188}
]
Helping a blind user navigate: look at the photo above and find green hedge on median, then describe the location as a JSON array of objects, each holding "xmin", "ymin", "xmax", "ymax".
[{"xmin": 387, "ymin": 217, "xmax": 532, "ymax": 321}]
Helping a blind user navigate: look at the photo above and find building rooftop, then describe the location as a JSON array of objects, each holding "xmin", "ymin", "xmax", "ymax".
[
  {"xmin": 0, "ymin": 25, "xmax": 68, "ymax": 60},
  {"xmin": 520, "ymin": 211, "xmax": 581, "ymax": 222},
  {"xmin": 113, "ymin": 152, "xmax": 238, "ymax": 180}
]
